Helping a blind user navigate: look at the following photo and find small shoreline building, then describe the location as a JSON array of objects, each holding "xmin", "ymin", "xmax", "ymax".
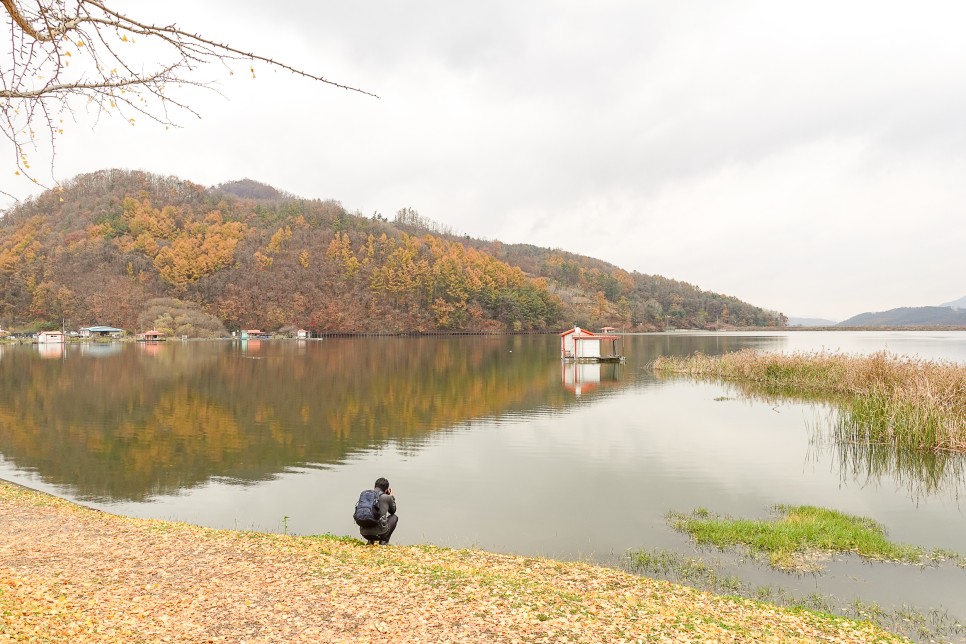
[
  {"xmin": 36, "ymin": 331, "xmax": 65, "ymax": 343},
  {"xmin": 559, "ymin": 326, "xmax": 624, "ymax": 363},
  {"xmin": 80, "ymin": 326, "xmax": 124, "ymax": 339}
]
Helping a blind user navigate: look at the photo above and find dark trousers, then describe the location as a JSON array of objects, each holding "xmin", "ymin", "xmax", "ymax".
[{"xmin": 363, "ymin": 514, "xmax": 399, "ymax": 544}]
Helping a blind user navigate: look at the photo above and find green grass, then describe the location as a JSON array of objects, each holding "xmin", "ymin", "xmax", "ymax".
[
  {"xmin": 652, "ymin": 350, "xmax": 966, "ymax": 453},
  {"xmin": 667, "ymin": 505, "xmax": 931, "ymax": 571},
  {"xmin": 629, "ymin": 548, "xmax": 742, "ymax": 594},
  {"xmin": 307, "ymin": 532, "xmax": 364, "ymax": 544},
  {"xmin": 627, "ymin": 546, "xmax": 966, "ymax": 642}
]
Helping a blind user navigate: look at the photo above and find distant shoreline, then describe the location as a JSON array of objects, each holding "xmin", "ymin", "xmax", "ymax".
[
  {"xmin": 733, "ymin": 325, "xmax": 966, "ymax": 332},
  {"xmin": 2, "ymin": 326, "xmax": 965, "ymax": 344}
]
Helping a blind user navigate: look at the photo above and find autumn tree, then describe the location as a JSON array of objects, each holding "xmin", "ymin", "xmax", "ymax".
[
  {"xmin": 137, "ymin": 297, "xmax": 226, "ymax": 338},
  {"xmin": 153, "ymin": 212, "xmax": 248, "ymax": 287},
  {"xmin": 1, "ymin": 0, "xmax": 375, "ymax": 196}
]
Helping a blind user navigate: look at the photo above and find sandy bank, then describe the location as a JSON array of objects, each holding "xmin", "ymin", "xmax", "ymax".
[{"xmin": 0, "ymin": 481, "xmax": 902, "ymax": 642}]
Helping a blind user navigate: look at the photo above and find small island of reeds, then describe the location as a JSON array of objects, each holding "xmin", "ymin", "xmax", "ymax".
[{"xmin": 652, "ymin": 350, "xmax": 966, "ymax": 453}]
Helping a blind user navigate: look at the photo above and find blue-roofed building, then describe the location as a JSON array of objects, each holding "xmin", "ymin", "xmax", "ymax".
[{"xmin": 80, "ymin": 325, "xmax": 124, "ymax": 338}]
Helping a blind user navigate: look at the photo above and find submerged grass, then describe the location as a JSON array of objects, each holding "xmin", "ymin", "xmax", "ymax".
[
  {"xmin": 627, "ymin": 547, "xmax": 966, "ymax": 643},
  {"xmin": 652, "ymin": 350, "xmax": 966, "ymax": 452},
  {"xmin": 666, "ymin": 505, "xmax": 953, "ymax": 571}
]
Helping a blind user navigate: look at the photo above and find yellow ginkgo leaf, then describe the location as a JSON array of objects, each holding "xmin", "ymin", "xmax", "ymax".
[{"xmin": 65, "ymin": 51, "xmax": 72, "ymax": 57}]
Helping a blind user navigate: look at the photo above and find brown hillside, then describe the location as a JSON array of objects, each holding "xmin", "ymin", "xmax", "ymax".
[{"xmin": 0, "ymin": 170, "xmax": 784, "ymax": 334}]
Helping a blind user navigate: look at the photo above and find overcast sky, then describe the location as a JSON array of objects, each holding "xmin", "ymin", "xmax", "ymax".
[{"xmin": 3, "ymin": 1, "xmax": 965, "ymax": 321}]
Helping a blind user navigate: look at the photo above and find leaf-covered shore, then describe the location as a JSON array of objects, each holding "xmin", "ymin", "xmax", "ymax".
[{"xmin": 0, "ymin": 481, "xmax": 902, "ymax": 642}]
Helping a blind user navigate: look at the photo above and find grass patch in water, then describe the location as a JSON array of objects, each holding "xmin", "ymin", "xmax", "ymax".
[
  {"xmin": 627, "ymin": 547, "xmax": 966, "ymax": 643},
  {"xmin": 630, "ymin": 548, "xmax": 742, "ymax": 593},
  {"xmin": 667, "ymin": 505, "xmax": 935, "ymax": 571},
  {"xmin": 652, "ymin": 350, "xmax": 966, "ymax": 453}
]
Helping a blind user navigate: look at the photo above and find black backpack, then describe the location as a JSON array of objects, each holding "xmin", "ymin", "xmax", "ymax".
[{"xmin": 353, "ymin": 489, "xmax": 382, "ymax": 528}]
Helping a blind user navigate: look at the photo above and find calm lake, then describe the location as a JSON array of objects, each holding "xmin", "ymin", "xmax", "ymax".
[{"xmin": 2, "ymin": 331, "xmax": 965, "ymax": 624}]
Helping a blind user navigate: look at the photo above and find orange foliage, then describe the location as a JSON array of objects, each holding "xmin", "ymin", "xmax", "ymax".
[
  {"xmin": 153, "ymin": 212, "xmax": 248, "ymax": 286},
  {"xmin": 0, "ymin": 217, "xmax": 44, "ymax": 273}
]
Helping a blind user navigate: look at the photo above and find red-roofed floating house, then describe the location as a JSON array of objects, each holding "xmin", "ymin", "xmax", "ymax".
[{"xmin": 559, "ymin": 326, "xmax": 624, "ymax": 363}]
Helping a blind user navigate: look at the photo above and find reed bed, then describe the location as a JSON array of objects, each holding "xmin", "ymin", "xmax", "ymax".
[{"xmin": 652, "ymin": 350, "xmax": 966, "ymax": 453}]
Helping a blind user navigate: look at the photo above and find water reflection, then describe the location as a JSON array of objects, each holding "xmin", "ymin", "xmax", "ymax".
[
  {"xmin": 78, "ymin": 342, "xmax": 123, "ymax": 358},
  {"xmin": 811, "ymin": 424, "xmax": 965, "ymax": 502},
  {"xmin": 560, "ymin": 361, "xmax": 623, "ymax": 396},
  {"xmin": 37, "ymin": 342, "xmax": 65, "ymax": 359},
  {"xmin": 0, "ymin": 337, "xmax": 570, "ymax": 501},
  {"xmin": 1, "ymin": 333, "xmax": 962, "ymax": 506}
]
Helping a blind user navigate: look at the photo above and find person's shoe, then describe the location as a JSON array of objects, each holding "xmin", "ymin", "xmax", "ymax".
[{"xmin": 378, "ymin": 541, "xmax": 389, "ymax": 545}]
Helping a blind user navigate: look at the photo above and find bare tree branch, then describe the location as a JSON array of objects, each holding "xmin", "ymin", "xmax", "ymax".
[{"xmin": 1, "ymin": 0, "xmax": 377, "ymax": 200}]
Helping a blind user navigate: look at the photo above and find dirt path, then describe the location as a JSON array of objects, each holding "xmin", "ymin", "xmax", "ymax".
[{"xmin": 0, "ymin": 481, "xmax": 903, "ymax": 643}]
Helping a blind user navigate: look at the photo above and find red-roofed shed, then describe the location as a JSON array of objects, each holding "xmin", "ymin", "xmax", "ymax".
[{"xmin": 559, "ymin": 326, "xmax": 623, "ymax": 362}]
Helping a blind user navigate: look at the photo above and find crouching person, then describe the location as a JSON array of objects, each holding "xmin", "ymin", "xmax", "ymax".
[{"xmin": 353, "ymin": 477, "xmax": 398, "ymax": 545}]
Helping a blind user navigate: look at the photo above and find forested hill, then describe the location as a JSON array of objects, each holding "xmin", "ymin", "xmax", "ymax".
[{"xmin": 0, "ymin": 170, "xmax": 785, "ymax": 335}]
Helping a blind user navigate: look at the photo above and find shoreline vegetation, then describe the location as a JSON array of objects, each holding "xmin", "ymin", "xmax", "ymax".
[
  {"xmin": 635, "ymin": 505, "xmax": 966, "ymax": 642},
  {"xmin": 0, "ymin": 481, "xmax": 902, "ymax": 643},
  {"xmin": 652, "ymin": 350, "xmax": 966, "ymax": 453},
  {"xmin": 666, "ymin": 505, "xmax": 964, "ymax": 573}
]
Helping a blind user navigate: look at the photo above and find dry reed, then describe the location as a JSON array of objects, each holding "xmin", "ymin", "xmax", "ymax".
[{"xmin": 653, "ymin": 350, "xmax": 966, "ymax": 453}]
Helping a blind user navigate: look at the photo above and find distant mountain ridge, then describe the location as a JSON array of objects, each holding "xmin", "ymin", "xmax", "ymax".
[
  {"xmin": 788, "ymin": 317, "xmax": 837, "ymax": 327},
  {"xmin": 838, "ymin": 306, "xmax": 966, "ymax": 327},
  {"xmin": 941, "ymin": 295, "xmax": 966, "ymax": 310}
]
